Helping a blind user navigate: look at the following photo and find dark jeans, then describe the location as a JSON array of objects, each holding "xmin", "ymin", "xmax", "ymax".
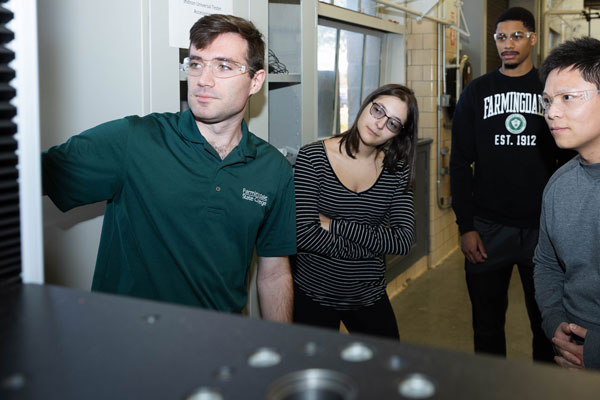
[
  {"xmin": 465, "ymin": 217, "xmax": 554, "ymax": 362},
  {"xmin": 293, "ymin": 287, "xmax": 400, "ymax": 340}
]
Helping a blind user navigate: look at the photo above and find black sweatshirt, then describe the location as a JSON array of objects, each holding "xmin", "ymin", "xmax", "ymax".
[{"xmin": 450, "ymin": 68, "xmax": 562, "ymax": 234}]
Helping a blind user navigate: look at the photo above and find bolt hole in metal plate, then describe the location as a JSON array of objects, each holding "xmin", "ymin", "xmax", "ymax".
[
  {"xmin": 339, "ymin": 342, "xmax": 374, "ymax": 363},
  {"xmin": 184, "ymin": 387, "xmax": 224, "ymax": 400},
  {"xmin": 387, "ymin": 355, "xmax": 405, "ymax": 371},
  {"xmin": 212, "ymin": 366, "xmax": 234, "ymax": 382},
  {"xmin": 247, "ymin": 347, "xmax": 282, "ymax": 368},
  {"xmin": 267, "ymin": 368, "xmax": 357, "ymax": 400},
  {"xmin": 398, "ymin": 373, "xmax": 436, "ymax": 399},
  {"xmin": 303, "ymin": 341, "xmax": 319, "ymax": 357},
  {"xmin": 142, "ymin": 314, "xmax": 160, "ymax": 324}
]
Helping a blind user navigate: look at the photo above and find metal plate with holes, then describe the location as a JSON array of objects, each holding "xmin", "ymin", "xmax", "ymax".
[{"xmin": 1, "ymin": 284, "xmax": 600, "ymax": 399}]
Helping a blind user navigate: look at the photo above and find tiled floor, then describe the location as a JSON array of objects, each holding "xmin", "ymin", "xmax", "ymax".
[{"xmin": 390, "ymin": 249, "xmax": 535, "ymax": 361}]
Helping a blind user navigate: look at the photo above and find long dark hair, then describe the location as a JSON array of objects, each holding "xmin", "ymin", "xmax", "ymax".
[{"xmin": 337, "ymin": 84, "xmax": 418, "ymax": 188}]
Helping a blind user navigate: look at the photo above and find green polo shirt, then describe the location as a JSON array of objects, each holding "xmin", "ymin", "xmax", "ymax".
[{"xmin": 42, "ymin": 110, "xmax": 296, "ymax": 312}]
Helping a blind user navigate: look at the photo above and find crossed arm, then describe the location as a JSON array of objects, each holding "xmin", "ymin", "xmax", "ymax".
[{"xmin": 295, "ymin": 150, "xmax": 414, "ymax": 259}]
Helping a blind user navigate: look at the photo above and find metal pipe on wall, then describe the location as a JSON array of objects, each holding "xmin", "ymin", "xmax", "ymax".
[
  {"xmin": 435, "ymin": 3, "xmax": 457, "ymax": 210},
  {"xmin": 437, "ymin": 21, "xmax": 449, "ymax": 209}
]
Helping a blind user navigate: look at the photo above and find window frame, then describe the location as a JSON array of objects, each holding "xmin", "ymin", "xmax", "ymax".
[{"xmin": 317, "ymin": 17, "xmax": 385, "ymax": 137}]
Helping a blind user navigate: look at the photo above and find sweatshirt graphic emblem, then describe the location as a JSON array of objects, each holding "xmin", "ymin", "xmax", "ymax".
[{"xmin": 505, "ymin": 114, "xmax": 526, "ymax": 134}]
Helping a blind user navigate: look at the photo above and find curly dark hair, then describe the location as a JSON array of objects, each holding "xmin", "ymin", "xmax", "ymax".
[
  {"xmin": 496, "ymin": 7, "xmax": 535, "ymax": 32},
  {"xmin": 336, "ymin": 84, "xmax": 419, "ymax": 189}
]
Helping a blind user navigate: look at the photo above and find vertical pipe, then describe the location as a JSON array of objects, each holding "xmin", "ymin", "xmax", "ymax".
[
  {"xmin": 436, "ymin": 21, "xmax": 444, "ymax": 209},
  {"xmin": 436, "ymin": 3, "xmax": 452, "ymax": 209},
  {"xmin": 456, "ymin": 2, "xmax": 461, "ymax": 100}
]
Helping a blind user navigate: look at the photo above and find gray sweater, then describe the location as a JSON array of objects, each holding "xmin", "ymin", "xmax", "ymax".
[{"xmin": 533, "ymin": 155, "xmax": 600, "ymax": 369}]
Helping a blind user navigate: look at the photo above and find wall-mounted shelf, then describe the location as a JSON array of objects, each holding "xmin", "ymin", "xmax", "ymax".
[
  {"xmin": 268, "ymin": 73, "xmax": 301, "ymax": 84},
  {"xmin": 267, "ymin": 0, "xmax": 303, "ymax": 153},
  {"xmin": 262, "ymin": 0, "xmax": 318, "ymax": 151}
]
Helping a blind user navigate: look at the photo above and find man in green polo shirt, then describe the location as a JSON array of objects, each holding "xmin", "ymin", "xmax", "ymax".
[{"xmin": 41, "ymin": 14, "xmax": 296, "ymax": 322}]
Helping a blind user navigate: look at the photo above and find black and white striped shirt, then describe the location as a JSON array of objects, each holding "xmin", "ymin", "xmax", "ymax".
[{"xmin": 293, "ymin": 141, "xmax": 415, "ymax": 309}]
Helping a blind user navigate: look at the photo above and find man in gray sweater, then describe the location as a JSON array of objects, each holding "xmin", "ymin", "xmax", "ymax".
[{"xmin": 534, "ymin": 37, "xmax": 600, "ymax": 370}]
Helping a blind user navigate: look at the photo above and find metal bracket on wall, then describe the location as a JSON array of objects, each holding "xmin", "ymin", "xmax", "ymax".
[{"xmin": 371, "ymin": 0, "xmax": 471, "ymax": 37}]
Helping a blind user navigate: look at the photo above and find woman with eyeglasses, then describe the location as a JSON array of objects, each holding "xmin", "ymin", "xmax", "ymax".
[{"xmin": 292, "ymin": 84, "xmax": 418, "ymax": 339}]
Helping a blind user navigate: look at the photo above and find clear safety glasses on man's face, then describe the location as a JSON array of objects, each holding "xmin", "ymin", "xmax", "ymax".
[
  {"xmin": 493, "ymin": 31, "xmax": 533, "ymax": 42},
  {"xmin": 180, "ymin": 57, "xmax": 249, "ymax": 79},
  {"xmin": 542, "ymin": 89, "xmax": 600, "ymax": 114}
]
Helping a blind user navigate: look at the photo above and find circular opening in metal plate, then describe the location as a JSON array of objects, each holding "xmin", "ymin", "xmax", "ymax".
[
  {"xmin": 213, "ymin": 366, "xmax": 234, "ymax": 382},
  {"xmin": 142, "ymin": 314, "xmax": 160, "ymax": 324},
  {"xmin": 339, "ymin": 342, "xmax": 374, "ymax": 363},
  {"xmin": 387, "ymin": 355, "xmax": 405, "ymax": 371},
  {"xmin": 247, "ymin": 347, "xmax": 282, "ymax": 368},
  {"xmin": 184, "ymin": 387, "xmax": 224, "ymax": 400},
  {"xmin": 267, "ymin": 368, "xmax": 357, "ymax": 400},
  {"xmin": 303, "ymin": 341, "xmax": 319, "ymax": 357},
  {"xmin": 398, "ymin": 373, "xmax": 436, "ymax": 399}
]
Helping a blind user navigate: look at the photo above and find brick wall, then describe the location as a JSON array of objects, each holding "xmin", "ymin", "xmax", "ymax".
[{"xmin": 388, "ymin": 12, "xmax": 460, "ymax": 295}]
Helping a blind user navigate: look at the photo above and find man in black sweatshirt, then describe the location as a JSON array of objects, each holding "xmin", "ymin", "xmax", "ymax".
[{"xmin": 450, "ymin": 7, "xmax": 558, "ymax": 361}]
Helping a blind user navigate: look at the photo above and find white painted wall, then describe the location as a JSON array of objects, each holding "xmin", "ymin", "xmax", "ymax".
[
  {"xmin": 39, "ymin": 0, "xmax": 179, "ymax": 289},
  {"xmin": 461, "ymin": 0, "xmax": 485, "ymax": 78},
  {"xmin": 37, "ymin": 0, "xmax": 267, "ymax": 292}
]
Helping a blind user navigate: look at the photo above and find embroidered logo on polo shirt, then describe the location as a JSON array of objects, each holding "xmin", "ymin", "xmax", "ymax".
[{"xmin": 242, "ymin": 188, "xmax": 268, "ymax": 207}]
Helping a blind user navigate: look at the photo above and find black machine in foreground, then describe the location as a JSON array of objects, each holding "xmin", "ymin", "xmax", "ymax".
[{"xmin": 1, "ymin": 284, "xmax": 599, "ymax": 399}]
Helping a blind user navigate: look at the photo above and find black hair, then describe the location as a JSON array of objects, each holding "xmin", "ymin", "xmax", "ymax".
[
  {"xmin": 496, "ymin": 7, "xmax": 536, "ymax": 32},
  {"xmin": 540, "ymin": 37, "xmax": 600, "ymax": 88},
  {"xmin": 336, "ymin": 84, "xmax": 418, "ymax": 189}
]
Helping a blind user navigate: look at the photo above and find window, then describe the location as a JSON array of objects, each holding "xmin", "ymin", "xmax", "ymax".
[
  {"xmin": 317, "ymin": 19, "xmax": 383, "ymax": 137},
  {"xmin": 320, "ymin": 0, "xmax": 378, "ymax": 16}
]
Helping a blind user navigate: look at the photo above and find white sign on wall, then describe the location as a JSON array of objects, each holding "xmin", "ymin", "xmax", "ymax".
[{"xmin": 168, "ymin": 0, "xmax": 233, "ymax": 48}]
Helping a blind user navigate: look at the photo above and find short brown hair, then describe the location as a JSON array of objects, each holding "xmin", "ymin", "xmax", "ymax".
[{"xmin": 189, "ymin": 14, "xmax": 264, "ymax": 78}]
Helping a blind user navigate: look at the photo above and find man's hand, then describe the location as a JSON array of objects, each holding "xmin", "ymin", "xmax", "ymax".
[
  {"xmin": 460, "ymin": 231, "xmax": 487, "ymax": 264},
  {"xmin": 552, "ymin": 322, "xmax": 587, "ymax": 370}
]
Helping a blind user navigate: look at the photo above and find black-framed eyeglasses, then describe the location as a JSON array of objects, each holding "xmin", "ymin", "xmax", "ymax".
[
  {"xmin": 493, "ymin": 31, "xmax": 533, "ymax": 42},
  {"xmin": 369, "ymin": 102, "xmax": 404, "ymax": 134}
]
